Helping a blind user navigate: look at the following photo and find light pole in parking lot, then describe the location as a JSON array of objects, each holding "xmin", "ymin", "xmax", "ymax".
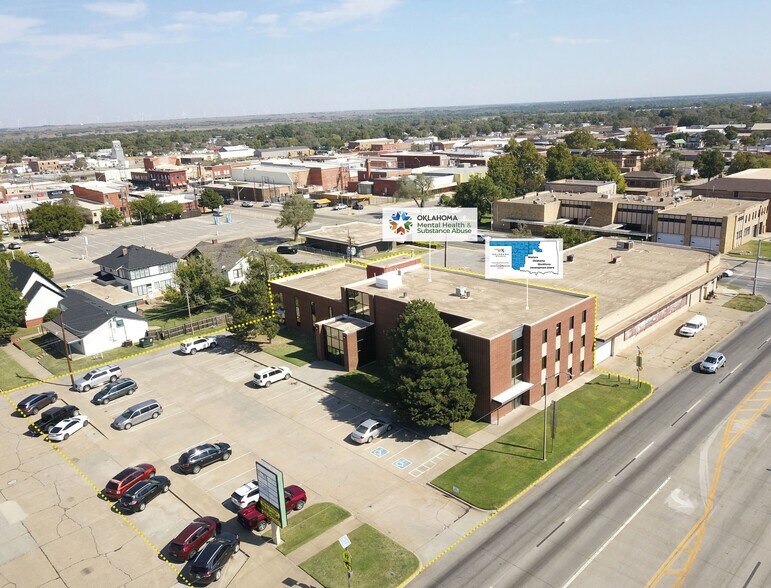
[
  {"xmin": 752, "ymin": 238, "xmax": 766, "ymax": 296},
  {"xmin": 543, "ymin": 370, "xmax": 572, "ymax": 461},
  {"xmin": 58, "ymin": 302, "xmax": 75, "ymax": 387}
]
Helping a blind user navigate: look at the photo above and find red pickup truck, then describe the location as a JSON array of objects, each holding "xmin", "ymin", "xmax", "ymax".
[{"xmin": 237, "ymin": 485, "xmax": 307, "ymax": 531}]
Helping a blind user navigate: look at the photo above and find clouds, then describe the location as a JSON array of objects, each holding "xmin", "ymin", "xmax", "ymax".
[
  {"xmin": 295, "ymin": 0, "xmax": 401, "ymax": 30},
  {"xmin": 175, "ymin": 10, "xmax": 247, "ymax": 28},
  {"xmin": 551, "ymin": 36, "xmax": 610, "ymax": 46},
  {"xmin": 82, "ymin": 1, "xmax": 148, "ymax": 20},
  {"xmin": 0, "ymin": 14, "xmax": 44, "ymax": 44}
]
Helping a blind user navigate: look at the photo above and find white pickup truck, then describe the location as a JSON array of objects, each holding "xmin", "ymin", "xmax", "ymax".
[{"xmin": 179, "ymin": 336, "xmax": 218, "ymax": 355}]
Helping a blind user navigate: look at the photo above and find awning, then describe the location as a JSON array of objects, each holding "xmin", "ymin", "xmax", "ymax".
[
  {"xmin": 314, "ymin": 198, "xmax": 331, "ymax": 205},
  {"xmin": 492, "ymin": 381, "xmax": 534, "ymax": 405}
]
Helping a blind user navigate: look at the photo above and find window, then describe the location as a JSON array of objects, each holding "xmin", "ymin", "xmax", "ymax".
[
  {"xmin": 542, "ymin": 330, "xmax": 548, "ymax": 344},
  {"xmin": 295, "ymin": 297, "xmax": 301, "ymax": 327},
  {"xmin": 569, "ymin": 340, "xmax": 574, "ymax": 354},
  {"xmin": 581, "ymin": 334, "xmax": 586, "ymax": 347},
  {"xmin": 329, "ymin": 306, "xmax": 334, "ymax": 318},
  {"xmin": 347, "ymin": 290, "xmax": 371, "ymax": 321},
  {"xmin": 580, "ymin": 360, "xmax": 585, "ymax": 373},
  {"xmin": 556, "ymin": 322, "xmax": 562, "ymax": 336},
  {"xmin": 556, "ymin": 348, "xmax": 561, "ymax": 361},
  {"xmin": 134, "ymin": 284, "xmax": 149, "ymax": 295},
  {"xmin": 541, "ymin": 356, "xmax": 547, "ymax": 369},
  {"xmin": 310, "ymin": 301, "xmax": 317, "ymax": 324},
  {"xmin": 582, "ymin": 310, "xmax": 587, "ymax": 323},
  {"xmin": 511, "ymin": 333, "xmax": 524, "ymax": 383},
  {"xmin": 569, "ymin": 316, "xmax": 574, "ymax": 329},
  {"xmin": 324, "ymin": 326, "xmax": 345, "ymax": 364}
]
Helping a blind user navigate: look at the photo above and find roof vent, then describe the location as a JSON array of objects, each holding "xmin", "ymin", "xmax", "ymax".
[
  {"xmin": 121, "ymin": 247, "xmax": 128, "ymax": 256},
  {"xmin": 455, "ymin": 286, "xmax": 471, "ymax": 299}
]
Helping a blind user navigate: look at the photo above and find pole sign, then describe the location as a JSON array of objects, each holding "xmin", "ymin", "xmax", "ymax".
[
  {"xmin": 381, "ymin": 207, "xmax": 477, "ymax": 242},
  {"xmin": 485, "ymin": 238, "xmax": 563, "ymax": 280},
  {"xmin": 256, "ymin": 460, "xmax": 287, "ymax": 528}
]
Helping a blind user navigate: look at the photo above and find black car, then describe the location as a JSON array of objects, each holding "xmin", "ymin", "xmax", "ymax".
[
  {"xmin": 188, "ymin": 532, "xmax": 240, "ymax": 584},
  {"xmin": 178, "ymin": 442, "xmax": 232, "ymax": 474},
  {"xmin": 17, "ymin": 392, "xmax": 58, "ymax": 416},
  {"xmin": 0, "ymin": 243, "xmax": 6, "ymax": 252},
  {"xmin": 223, "ymin": 197, "xmax": 234, "ymax": 205},
  {"xmin": 118, "ymin": 475, "xmax": 171, "ymax": 512},
  {"xmin": 33, "ymin": 405, "xmax": 80, "ymax": 434},
  {"xmin": 58, "ymin": 234, "xmax": 70, "ymax": 241},
  {"xmin": 92, "ymin": 378, "xmax": 137, "ymax": 405},
  {"xmin": 276, "ymin": 245, "xmax": 298, "ymax": 255}
]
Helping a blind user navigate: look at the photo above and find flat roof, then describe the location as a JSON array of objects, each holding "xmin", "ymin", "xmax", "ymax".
[
  {"xmin": 547, "ymin": 179, "xmax": 614, "ymax": 186},
  {"xmin": 728, "ymin": 168, "xmax": 771, "ymax": 180},
  {"xmin": 660, "ymin": 197, "xmax": 762, "ymax": 217},
  {"xmin": 275, "ymin": 264, "xmax": 366, "ymax": 300},
  {"xmin": 71, "ymin": 282, "xmax": 143, "ymax": 305},
  {"xmin": 301, "ymin": 221, "xmax": 383, "ymax": 246}
]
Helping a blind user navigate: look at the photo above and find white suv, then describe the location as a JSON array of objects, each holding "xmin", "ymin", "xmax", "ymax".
[
  {"xmin": 179, "ymin": 336, "xmax": 217, "ymax": 355},
  {"xmin": 253, "ymin": 366, "xmax": 292, "ymax": 387},
  {"xmin": 74, "ymin": 364, "xmax": 122, "ymax": 392}
]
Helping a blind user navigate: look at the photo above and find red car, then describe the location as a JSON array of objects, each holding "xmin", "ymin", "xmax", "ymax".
[
  {"xmin": 168, "ymin": 516, "xmax": 222, "ymax": 561},
  {"xmin": 102, "ymin": 463, "xmax": 156, "ymax": 500},
  {"xmin": 237, "ymin": 485, "xmax": 306, "ymax": 532}
]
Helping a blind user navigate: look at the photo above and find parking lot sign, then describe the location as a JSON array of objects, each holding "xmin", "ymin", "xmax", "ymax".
[{"xmin": 256, "ymin": 460, "xmax": 288, "ymax": 528}]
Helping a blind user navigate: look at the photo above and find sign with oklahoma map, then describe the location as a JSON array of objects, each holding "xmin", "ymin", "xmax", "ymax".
[
  {"xmin": 485, "ymin": 238, "xmax": 563, "ymax": 279},
  {"xmin": 382, "ymin": 207, "xmax": 477, "ymax": 242}
]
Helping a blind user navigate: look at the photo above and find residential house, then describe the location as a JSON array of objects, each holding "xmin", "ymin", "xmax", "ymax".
[
  {"xmin": 182, "ymin": 238, "xmax": 255, "ymax": 286},
  {"xmin": 93, "ymin": 245, "xmax": 178, "ymax": 299},
  {"xmin": 7, "ymin": 259, "xmax": 65, "ymax": 327}
]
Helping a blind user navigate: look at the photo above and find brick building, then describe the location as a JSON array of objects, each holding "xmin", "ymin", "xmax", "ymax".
[
  {"xmin": 624, "ymin": 171, "xmax": 676, "ymax": 199},
  {"xmin": 29, "ymin": 159, "xmax": 61, "ymax": 173},
  {"xmin": 594, "ymin": 149, "xmax": 657, "ymax": 173},
  {"xmin": 72, "ymin": 181, "xmax": 130, "ymax": 217}
]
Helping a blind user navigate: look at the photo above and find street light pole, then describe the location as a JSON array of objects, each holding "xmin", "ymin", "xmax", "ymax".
[
  {"xmin": 543, "ymin": 370, "xmax": 573, "ymax": 461},
  {"xmin": 58, "ymin": 303, "xmax": 75, "ymax": 387},
  {"xmin": 752, "ymin": 238, "xmax": 763, "ymax": 296}
]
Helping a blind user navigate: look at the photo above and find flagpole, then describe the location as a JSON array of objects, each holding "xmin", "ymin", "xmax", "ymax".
[{"xmin": 526, "ymin": 278, "xmax": 529, "ymax": 310}]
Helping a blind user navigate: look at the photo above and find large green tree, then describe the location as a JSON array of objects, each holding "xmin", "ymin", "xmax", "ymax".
[
  {"xmin": 0, "ymin": 265, "xmax": 27, "ymax": 339},
  {"xmin": 546, "ymin": 142, "xmax": 574, "ymax": 181},
  {"xmin": 727, "ymin": 151, "xmax": 771, "ymax": 175},
  {"xmin": 452, "ymin": 175, "xmax": 503, "ymax": 220},
  {"xmin": 543, "ymin": 225, "xmax": 597, "ymax": 249},
  {"xmin": 199, "ymin": 188, "xmax": 224, "ymax": 212},
  {"xmin": 394, "ymin": 174, "xmax": 434, "ymax": 208},
  {"xmin": 275, "ymin": 194, "xmax": 314, "ymax": 240},
  {"xmin": 26, "ymin": 202, "xmax": 85, "ymax": 235},
  {"xmin": 100, "ymin": 207, "xmax": 124, "ymax": 228},
  {"xmin": 0, "ymin": 252, "xmax": 54, "ymax": 280},
  {"xmin": 508, "ymin": 140, "xmax": 546, "ymax": 194},
  {"xmin": 624, "ymin": 127, "xmax": 656, "ymax": 151},
  {"xmin": 129, "ymin": 193, "xmax": 164, "ymax": 223},
  {"xmin": 173, "ymin": 254, "xmax": 228, "ymax": 306},
  {"xmin": 702, "ymin": 129, "xmax": 728, "ymax": 148},
  {"xmin": 571, "ymin": 156, "xmax": 628, "ymax": 192},
  {"xmin": 724, "ymin": 126, "xmax": 739, "ymax": 141},
  {"xmin": 642, "ymin": 154, "xmax": 679, "ymax": 176},
  {"xmin": 386, "ymin": 299, "xmax": 474, "ymax": 427},
  {"xmin": 228, "ymin": 259, "xmax": 281, "ymax": 343},
  {"xmin": 563, "ymin": 128, "xmax": 598, "ymax": 150},
  {"xmin": 694, "ymin": 149, "xmax": 726, "ymax": 180}
]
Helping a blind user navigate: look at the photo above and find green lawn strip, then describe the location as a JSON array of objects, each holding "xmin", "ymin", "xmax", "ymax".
[
  {"xmin": 728, "ymin": 240, "xmax": 771, "ymax": 259},
  {"xmin": 0, "ymin": 348, "xmax": 38, "ymax": 391},
  {"xmin": 451, "ymin": 419, "xmax": 489, "ymax": 437},
  {"xmin": 334, "ymin": 361, "xmax": 392, "ymax": 404},
  {"xmin": 723, "ymin": 294, "xmax": 766, "ymax": 312},
  {"xmin": 260, "ymin": 503, "xmax": 350, "ymax": 555},
  {"xmin": 432, "ymin": 376, "xmax": 650, "ymax": 510},
  {"xmin": 143, "ymin": 303, "xmax": 222, "ymax": 329},
  {"xmin": 261, "ymin": 330, "xmax": 317, "ymax": 366},
  {"xmin": 300, "ymin": 524, "xmax": 418, "ymax": 588}
]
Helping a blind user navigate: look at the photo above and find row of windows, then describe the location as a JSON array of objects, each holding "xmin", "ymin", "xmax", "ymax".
[
  {"xmin": 541, "ymin": 335, "xmax": 586, "ymax": 368},
  {"xmin": 125, "ymin": 262, "xmax": 176, "ymax": 281},
  {"xmin": 542, "ymin": 312, "xmax": 585, "ymax": 343}
]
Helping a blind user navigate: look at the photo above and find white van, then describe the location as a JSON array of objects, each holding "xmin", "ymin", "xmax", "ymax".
[{"xmin": 678, "ymin": 315, "xmax": 707, "ymax": 337}]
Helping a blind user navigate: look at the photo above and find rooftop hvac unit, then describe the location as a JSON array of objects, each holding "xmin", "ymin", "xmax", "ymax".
[
  {"xmin": 617, "ymin": 240, "xmax": 634, "ymax": 250},
  {"xmin": 566, "ymin": 254, "xmax": 575, "ymax": 262},
  {"xmin": 455, "ymin": 286, "xmax": 471, "ymax": 299}
]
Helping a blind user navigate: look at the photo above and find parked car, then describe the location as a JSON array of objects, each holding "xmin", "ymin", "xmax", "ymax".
[
  {"xmin": 253, "ymin": 366, "xmax": 292, "ymax": 387},
  {"xmin": 276, "ymin": 245, "xmax": 297, "ymax": 255},
  {"xmin": 223, "ymin": 197, "xmax": 234, "ymax": 205},
  {"xmin": 188, "ymin": 532, "xmax": 240, "ymax": 584},
  {"xmin": 168, "ymin": 516, "xmax": 222, "ymax": 561},
  {"xmin": 261, "ymin": 201, "xmax": 271, "ymax": 207},
  {"xmin": 720, "ymin": 269, "xmax": 734, "ymax": 278},
  {"xmin": 8, "ymin": 241, "xmax": 22, "ymax": 250},
  {"xmin": 240, "ymin": 201, "xmax": 254, "ymax": 207},
  {"xmin": 180, "ymin": 337, "xmax": 218, "ymax": 355},
  {"xmin": 178, "ymin": 443, "xmax": 232, "ymax": 474},
  {"xmin": 103, "ymin": 463, "xmax": 156, "ymax": 500},
  {"xmin": 118, "ymin": 475, "xmax": 171, "ymax": 512},
  {"xmin": 112, "ymin": 399, "xmax": 162, "ymax": 430},
  {"xmin": 237, "ymin": 486, "xmax": 307, "ymax": 532},
  {"xmin": 92, "ymin": 378, "xmax": 137, "ymax": 405},
  {"xmin": 46, "ymin": 415, "xmax": 89, "ymax": 441},
  {"xmin": 678, "ymin": 315, "xmax": 708, "ymax": 337},
  {"xmin": 44, "ymin": 235, "xmax": 55, "ymax": 243},
  {"xmin": 28, "ymin": 250, "xmax": 41, "ymax": 259},
  {"xmin": 350, "ymin": 418, "xmax": 392, "ymax": 444},
  {"xmin": 230, "ymin": 479, "xmax": 260, "ymax": 509},
  {"xmin": 34, "ymin": 405, "xmax": 80, "ymax": 434},
  {"xmin": 700, "ymin": 352, "xmax": 726, "ymax": 373},
  {"xmin": 17, "ymin": 392, "xmax": 58, "ymax": 416},
  {"xmin": 74, "ymin": 364, "xmax": 122, "ymax": 392},
  {"xmin": 352, "ymin": 202, "xmax": 365, "ymax": 210},
  {"xmin": 0, "ymin": 243, "xmax": 6, "ymax": 252},
  {"xmin": 332, "ymin": 202, "xmax": 348, "ymax": 210},
  {"xmin": 58, "ymin": 234, "xmax": 70, "ymax": 241}
]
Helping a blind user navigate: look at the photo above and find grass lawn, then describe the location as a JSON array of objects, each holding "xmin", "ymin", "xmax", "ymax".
[
  {"xmin": 262, "ymin": 503, "xmax": 350, "ymax": 555},
  {"xmin": 300, "ymin": 524, "xmax": 418, "ymax": 588},
  {"xmin": 432, "ymin": 375, "xmax": 651, "ymax": 510},
  {"xmin": 335, "ymin": 361, "xmax": 392, "ymax": 404},
  {"xmin": 261, "ymin": 329, "xmax": 317, "ymax": 366},
  {"xmin": 142, "ymin": 303, "xmax": 221, "ymax": 329},
  {"xmin": 728, "ymin": 240, "xmax": 771, "ymax": 259},
  {"xmin": 724, "ymin": 294, "xmax": 766, "ymax": 312},
  {"xmin": 451, "ymin": 419, "xmax": 489, "ymax": 438},
  {"xmin": 0, "ymin": 347, "xmax": 38, "ymax": 391}
]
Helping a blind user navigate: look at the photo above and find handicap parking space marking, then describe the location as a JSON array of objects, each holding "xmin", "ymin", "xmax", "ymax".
[
  {"xmin": 393, "ymin": 458, "xmax": 412, "ymax": 470},
  {"xmin": 409, "ymin": 449, "xmax": 449, "ymax": 478},
  {"xmin": 371, "ymin": 446, "xmax": 389, "ymax": 458}
]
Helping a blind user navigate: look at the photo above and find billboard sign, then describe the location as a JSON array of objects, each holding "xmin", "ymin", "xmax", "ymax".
[
  {"xmin": 381, "ymin": 207, "xmax": 477, "ymax": 242},
  {"xmin": 256, "ymin": 460, "xmax": 287, "ymax": 528},
  {"xmin": 485, "ymin": 238, "xmax": 563, "ymax": 280}
]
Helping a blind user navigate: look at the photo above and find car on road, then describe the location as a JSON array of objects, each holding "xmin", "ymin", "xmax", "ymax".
[
  {"xmin": 253, "ymin": 366, "xmax": 292, "ymax": 387},
  {"xmin": 332, "ymin": 202, "xmax": 348, "ymax": 210},
  {"xmin": 180, "ymin": 336, "xmax": 218, "ymax": 355},
  {"xmin": 678, "ymin": 315, "xmax": 707, "ymax": 337},
  {"xmin": 169, "ymin": 516, "xmax": 222, "ymax": 561},
  {"xmin": 350, "ymin": 418, "xmax": 392, "ymax": 444},
  {"xmin": 261, "ymin": 201, "xmax": 271, "ymax": 207},
  {"xmin": 240, "ymin": 201, "xmax": 254, "ymax": 207},
  {"xmin": 33, "ymin": 405, "xmax": 80, "ymax": 434},
  {"xmin": 276, "ymin": 245, "xmax": 297, "ymax": 255},
  {"xmin": 17, "ymin": 392, "xmax": 58, "ymax": 416},
  {"xmin": 103, "ymin": 463, "xmax": 156, "ymax": 500},
  {"xmin": 237, "ymin": 485, "xmax": 307, "ymax": 532},
  {"xmin": 230, "ymin": 479, "xmax": 260, "ymax": 509},
  {"xmin": 46, "ymin": 415, "xmax": 89, "ymax": 441},
  {"xmin": 700, "ymin": 352, "xmax": 726, "ymax": 373},
  {"xmin": 188, "ymin": 532, "xmax": 240, "ymax": 584},
  {"xmin": 92, "ymin": 378, "xmax": 137, "ymax": 405},
  {"xmin": 118, "ymin": 475, "xmax": 171, "ymax": 512},
  {"xmin": 178, "ymin": 443, "xmax": 232, "ymax": 474},
  {"xmin": 352, "ymin": 202, "xmax": 365, "ymax": 210},
  {"xmin": 223, "ymin": 197, "xmax": 234, "ymax": 205},
  {"xmin": 112, "ymin": 399, "xmax": 163, "ymax": 430},
  {"xmin": 8, "ymin": 241, "xmax": 22, "ymax": 250},
  {"xmin": 74, "ymin": 364, "xmax": 122, "ymax": 392},
  {"xmin": 58, "ymin": 234, "xmax": 70, "ymax": 241},
  {"xmin": 44, "ymin": 236, "xmax": 56, "ymax": 243},
  {"xmin": 720, "ymin": 269, "xmax": 734, "ymax": 278},
  {"xmin": 28, "ymin": 250, "xmax": 41, "ymax": 259}
]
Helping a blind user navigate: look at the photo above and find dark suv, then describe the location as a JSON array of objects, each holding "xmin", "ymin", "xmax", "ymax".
[
  {"xmin": 33, "ymin": 405, "xmax": 80, "ymax": 434},
  {"xmin": 118, "ymin": 475, "xmax": 170, "ymax": 512},
  {"xmin": 187, "ymin": 532, "xmax": 240, "ymax": 584},
  {"xmin": 17, "ymin": 392, "xmax": 58, "ymax": 416},
  {"xmin": 178, "ymin": 443, "xmax": 232, "ymax": 475},
  {"xmin": 92, "ymin": 378, "xmax": 137, "ymax": 405}
]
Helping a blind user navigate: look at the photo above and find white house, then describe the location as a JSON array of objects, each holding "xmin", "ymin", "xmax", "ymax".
[
  {"xmin": 93, "ymin": 245, "xmax": 178, "ymax": 298},
  {"xmin": 42, "ymin": 289, "xmax": 148, "ymax": 356},
  {"xmin": 8, "ymin": 259, "xmax": 65, "ymax": 327},
  {"xmin": 182, "ymin": 238, "xmax": 254, "ymax": 286}
]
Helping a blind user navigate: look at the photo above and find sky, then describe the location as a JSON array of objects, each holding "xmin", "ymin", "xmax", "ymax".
[{"xmin": 1, "ymin": 0, "xmax": 770, "ymax": 128}]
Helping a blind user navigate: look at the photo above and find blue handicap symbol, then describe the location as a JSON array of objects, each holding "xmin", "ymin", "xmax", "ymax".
[
  {"xmin": 371, "ymin": 447, "xmax": 388, "ymax": 458},
  {"xmin": 393, "ymin": 458, "xmax": 412, "ymax": 470}
]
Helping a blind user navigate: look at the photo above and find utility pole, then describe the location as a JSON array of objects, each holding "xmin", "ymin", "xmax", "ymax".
[
  {"xmin": 59, "ymin": 304, "xmax": 75, "ymax": 387},
  {"xmin": 184, "ymin": 289, "xmax": 195, "ymax": 335},
  {"xmin": 543, "ymin": 370, "xmax": 572, "ymax": 460},
  {"xmin": 752, "ymin": 239, "xmax": 762, "ymax": 296}
]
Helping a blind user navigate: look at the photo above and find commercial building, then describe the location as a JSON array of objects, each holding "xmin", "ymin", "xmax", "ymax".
[
  {"xmin": 544, "ymin": 179, "xmax": 617, "ymax": 196},
  {"xmin": 255, "ymin": 146, "xmax": 313, "ymax": 159},
  {"xmin": 594, "ymin": 149, "xmax": 657, "ymax": 173},
  {"xmin": 300, "ymin": 222, "xmax": 393, "ymax": 257},
  {"xmin": 29, "ymin": 159, "xmax": 62, "ymax": 173},
  {"xmin": 72, "ymin": 181, "xmax": 130, "ymax": 218},
  {"xmin": 216, "ymin": 145, "xmax": 255, "ymax": 160},
  {"xmin": 624, "ymin": 171, "xmax": 676, "ymax": 199},
  {"xmin": 691, "ymin": 169, "xmax": 771, "ymax": 231}
]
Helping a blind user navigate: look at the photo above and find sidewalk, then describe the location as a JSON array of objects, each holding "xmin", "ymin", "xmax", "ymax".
[{"xmin": 1, "ymin": 341, "xmax": 53, "ymax": 384}]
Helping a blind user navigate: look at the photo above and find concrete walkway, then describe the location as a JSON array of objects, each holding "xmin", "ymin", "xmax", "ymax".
[{"xmin": 1, "ymin": 340, "xmax": 53, "ymax": 385}]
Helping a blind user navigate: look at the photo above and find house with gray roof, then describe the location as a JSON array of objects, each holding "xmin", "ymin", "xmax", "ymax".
[
  {"xmin": 182, "ymin": 238, "xmax": 255, "ymax": 285},
  {"xmin": 7, "ymin": 259, "xmax": 65, "ymax": 327},
  {"xmin": 93, "ymin": 244, "xmax": 178, "ymax": 299}
]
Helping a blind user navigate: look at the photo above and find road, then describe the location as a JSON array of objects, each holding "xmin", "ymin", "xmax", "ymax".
[{"xmin": 411, "ymin": 308, "xmax": 770, "ymax": 588}]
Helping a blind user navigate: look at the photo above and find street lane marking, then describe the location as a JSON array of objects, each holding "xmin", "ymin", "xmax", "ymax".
[
  {"xmin": 393, "ymin": 458, "xmax": 412, "ymax": 470},
  {"xmin": 561, "ymin": 477, "xmax": 670, "ymax": 588},
  {"xmin": 578, "ymin": 499, "xmax": 590, "ymax": 510},
  {"xmin": 371, "ymin": 447, "xmax": 389, "ymax": 458},
  {"xmin": 728, "ymin": 362, "xmax": 743, "ymax": 375},
  {"xmin": 636, "ymin": 441, "xmax": 655, "ymax": 460},
  {"xmin": 671, "ymin": 411, "xmax": 688, "ymax": 427},
  {"xmin": 686, "ymin": 399, "xmax": 702, "ymax": 413},
  {"xmin": 742, "ymin": 562, "xmax": 761, "ymax": 588},
  {"xmin": 614, "ymin": 458, "xmax": 636, "ymax": 477},
  {"xmin": 536, "ymin": 521, "xmax": 565, "ymax": 547}
]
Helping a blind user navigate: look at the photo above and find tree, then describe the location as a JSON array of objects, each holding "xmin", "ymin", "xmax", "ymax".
[
  {"xmin": 26, "ymin": 201, "xmax": 85, "ymax": 235},
  {"xmin": 173, "ymin": 254, "xmax": 228, "ymax": 306},
  {"xmin": 601, "ymin": 138, "xmax": 622, "ymax": 150},
  {"xmin": 510, "ymin": 222, "xmax": 533, "ymax": 238},
  {"xmin": 546, "ymin": 143, "xmax": 574, "ymax": 181},
  {"xmin": 642, "ymin": 154, "xmax": 679, "ymax": 176},
  {"xmin": 702, "ymin": 129, "xmax": 728, "ymax": 148},
  {"xmin": 694, "ymin": 149, "xmax": 726, "ymax": 180},
  {"xmin": 543, "ymin": 225, "xmax": 596, "ymax": 249},
  {"xmin": 394, "ymin": 175, "xmax": 433, "ymax": 208},
  {"xmin": 665, "ymin": 132, "xmax": 688, "ymax": 147},
  {"xmin": 275, "ymin": 194, "xmax": 314, "ymax": 240},
  {"xmin": 624, "ymin": 127, "xmax": 656, "ymax": 151},
  {"xmin": 724, "ymin": 126, "xmax": 739, "ymax": 141},
  {"xmin": 0, "ymin": 251, "xmax": 54, "ymax": 280},
  {"xmin": 571, "ymin": 156, "xmax": 628, "ymax": 192},
  {"xmin": 386, "ymin": 299, "xmax": 473, "ymax": 427},
  {"xmin": 74, "ymin": 157, "xmax": 87, "ymax": 170},
  {"xmin": 0, "ymin": 264, "xmax": 27, "ymax": 339},
  {"xmin": 100, "ymin": 207, "xmax": 124, "ymax": 228},
  {"xmin": 61, "ymin": 174, "xmax": 74, "ymax": 183},
  {"xmin": 129, "ymin": 193, "xmax": 164, "ymax": 223},
  {"xmin": 198, "ymin": 188, "xmax": 223, "ymax": 212},
  {"xmin": 228, "ymin": 259, "xmax": 281, "ymax": 343},
  {"xmin": 487, "ymin": 154, "xmax": 519, "ymax": 197},
  {"xmin": 678, "ymin": 114, "xmax": 700, "ymax": 127},
  {"xmin": 160, "ymin": 201, "xmax": 183, "ymax": 220},
  {"xmin": 452, "ymin": 176, "xmax": 503, "ymax": 220},
  {"xmin": 740, "ymin": 134, "xmax": 758, "ymax": 147},
  {"xmin": 727, "ymin": 152, "xmax": 771, "ymax": 175},
  {"xmin": 506, "ymin": 139, "xmax": 546, "ymax": 194},
  {"xmin": 563, "ymin": 128, "xmax": 598, "ymax": 150}
]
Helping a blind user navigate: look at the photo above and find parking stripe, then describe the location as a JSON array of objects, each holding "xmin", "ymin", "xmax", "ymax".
[
  {"xmin": 194, "ymin": 453, "xmax": 250, "ymax": 478},
  {"xmin": 208, "ymin": 467, "xmax": 257, "ymax": 490},
  {"xmin": 163, "ymin": 434, "xmax": 221, "ymax": 460}
]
